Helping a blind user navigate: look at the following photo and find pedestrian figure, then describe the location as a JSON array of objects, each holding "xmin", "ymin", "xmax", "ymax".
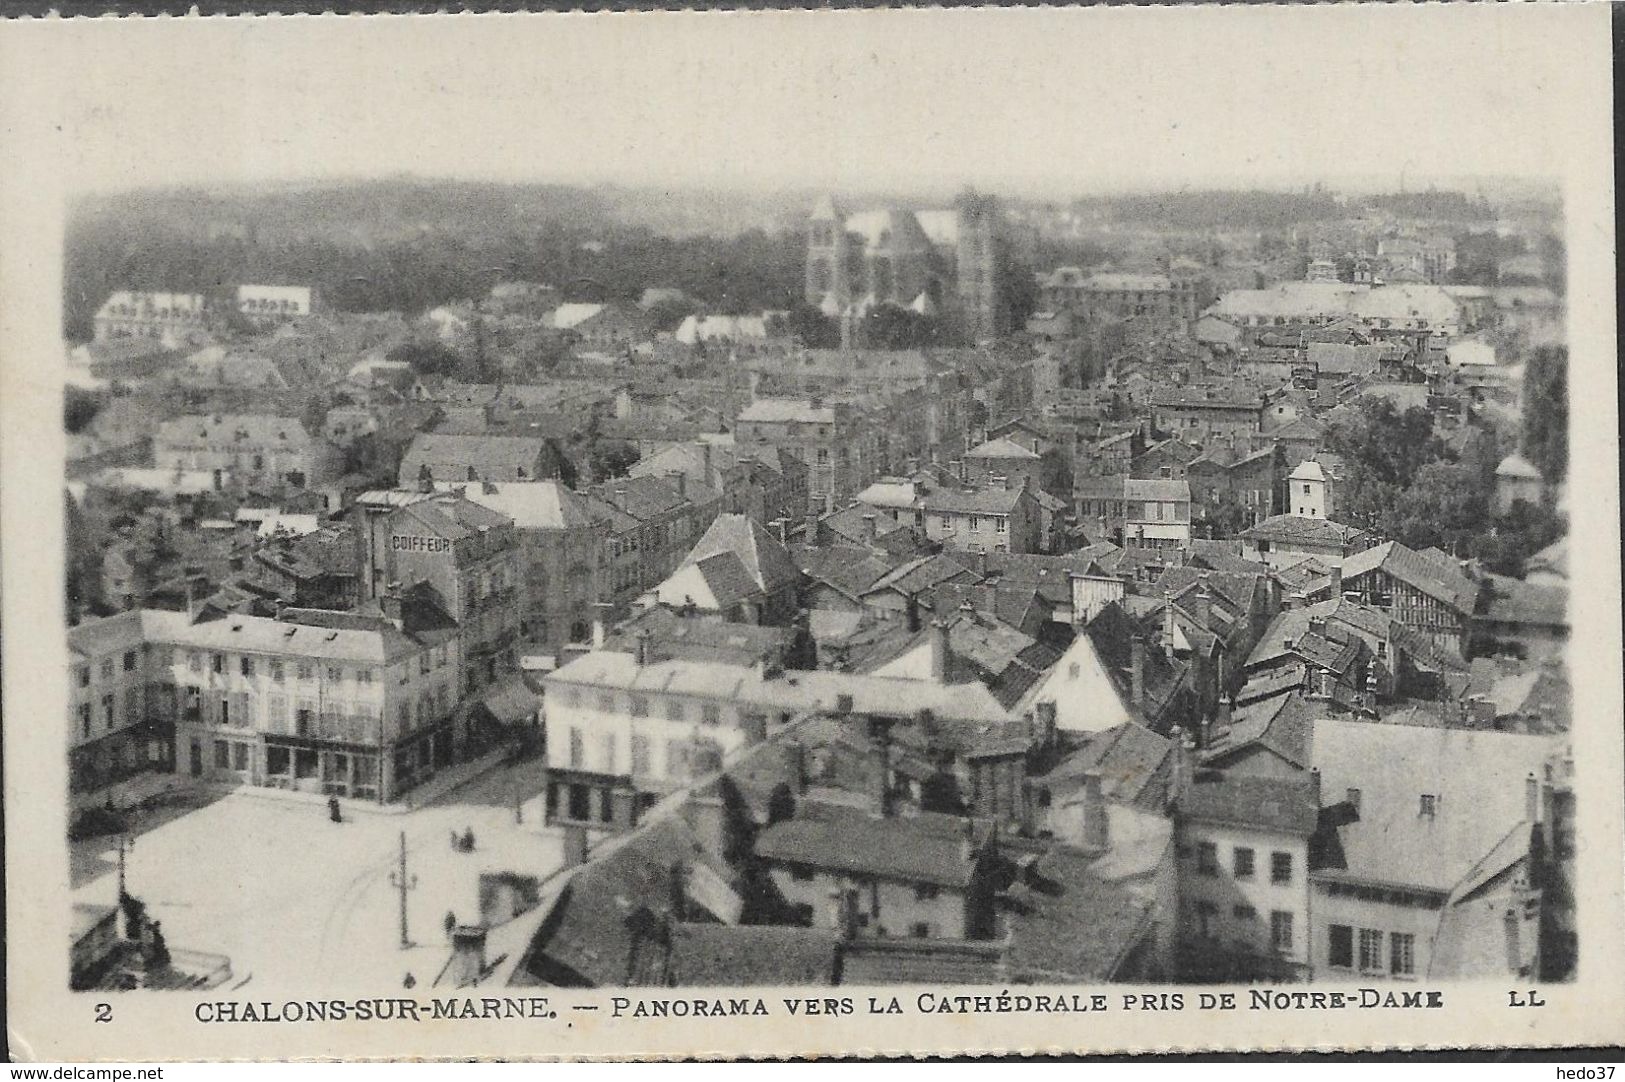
[
  {"xmin": 462, "ymin": 827, "xmax": 476, "ymax": 852},
  {"xmin": 328, "ymin": 796, "xmax": 343, "ymax": 823},
  {"xmin": 403, "ymin": 971, "xmax": 416, "ymax": 989},
  {"xmin": 444, "ymin": 910, "xmax": 457, "ymax": 941}
]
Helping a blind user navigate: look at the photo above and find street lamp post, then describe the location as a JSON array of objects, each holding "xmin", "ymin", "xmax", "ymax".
[{"xmin": 388, "ymin": 830, "xmax": 418, "ymax": 948}]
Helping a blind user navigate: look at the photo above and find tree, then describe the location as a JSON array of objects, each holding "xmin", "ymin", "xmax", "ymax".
[
  {"xmin": 863, "ymin": 304, "xmax": 942, "ymax": 350},
  {"xmin": 589, "ymin": 441, "xmax": 639, "ymax": 483},
  {"xmin": 387, "ymin": 340, "xmax": 462, "ymax": 377},
  {"xmin": 1038, "ymin": 448, "xmax": 1073, "ymax": 499},
  {"xmin": 1193, "ymin": 493, "xmax": 1253, "ymax": 540},
  {"xmin": 1522, "ymin": 345, "xmax": 1568, "ymax": 484},
  {"xmin": 780, "ymin": 305, "xmax": 839, "ymax": 349},
  {"xmin": 644, "ymin": 294, "xmax": 696, "ymax": 335}
]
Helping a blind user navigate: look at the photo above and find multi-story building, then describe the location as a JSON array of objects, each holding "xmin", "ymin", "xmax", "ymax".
[
  {"xmin": 630, "ymin": 440, "xmax": 793, "ymax": 530},
  {"xmin": 1123, "ymin": 478, "xmax": 1192, "ymax": 551},
  {"xmin": 539, "ymin": 649, "xmax": 1015, "ymax": 834},
  {"xmin": 917, "ymin": 481, "xmax": 1042, "ymax": 556},
  {"xmin": 1039, "ymin": 270, "xmax": 1213, "ymax": 323},
  {"xmin": 1309, "ymin": 718, "xmax": 1559, "ymax": 981},
  {"xmin": 1151, "ymin": 387, "xmax": 1264, "ymax": 442},
  {"xmin": 236, "ymin": 284, "xmax": 320, "ymax": 329},
  {"xmin": 1238, "ymin": 515, "xmax": 1370, "ymax": 572},
  {"xmin": 735, "ymin": 397, "xmax": 876, "ymax": 513},
  {"xmin": 92, "ymin": 291, "xmax": 210, "ymax": 345},
  {"xmin": 585, "ymin": 474, "xmax": 724, "ymax": 614},
  {"xmin": 154, "ymin": 414, "xmax": 338, "ymax": 491},
  {"xmin": 68, "ymin": 611, "xmax": 175, "ymax": 807},
  {"xmin": 1188, "ymin": 445, "xmax": 1281, "ymax": 528},
  {"xmin": 69, "ymin": 606, "xmax": 460, "ymax": 805},
  {"xmin": 351, "ymin": 488, "xmax": 522, "ymax": 692},
  {"xmin": 962, "ymin": 435, "xmax": 1043, "ymax": 491},
  {"xmin": 1339, "ymin": 541, "xmax": 1480, "ymax": 658},
  {"xmin": 1176, "ymin": 768, "xmax": 1321, "ymax": 982},
  {"xmin": 436, "ymin": 480, "xmax": 607, "ymax": 663}
]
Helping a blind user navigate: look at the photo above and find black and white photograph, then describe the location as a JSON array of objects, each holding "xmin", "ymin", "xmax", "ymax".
[{"xmin": 3, "ymin": 3, "xmax": 1619, "ymax": 1060}]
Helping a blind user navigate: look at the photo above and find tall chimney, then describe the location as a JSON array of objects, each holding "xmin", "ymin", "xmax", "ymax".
[
  {"xmin": 803, "ymin": 512, "xmax": 821, "ymax": 546},
  {"xmin": 1525, "ymin": 772, "xmax": 1540, "ymax": 823},
  {"xmin": 928, "ymin": 618, "xmax": 950, "ymax": 683},
  {"xmin": 668, "ymin": 470, "xmax": 687, "ymax": 500},
  {"xmin": 1082, "ymin": 771, "xmax": 1108, "ymax": 852},
  {"xmin": 562, "ymin": 824, "xmax": 590, "ymax": 868},
  {"xmin": 958, "ymin": 818, "xmax": 977, "ymax": 863},
  {"xmin": 592, "ymin": 602, "xmax": 613, "ymax": 649},
  {"xmin": 1329, "ymin": 563, "xmax": 1343, "ymax": 599},
  {"xmin": 634, "ymin": 629, "xmax": 652, "ymax": 667},
  {"xmin": 860, "ymin": 513, "xmax": 877, "ymax": 542},
  {"xmin": 1194, "ymin": 574, "xmax": 1212, "ymax": 627},
  {"xmin": 450, "ymin": 925, "xmax": 488, "ymax": 987},
  {"xmin": 1161, "ymin": 591, "xmax": 1176, "ymax": 661},
  {"xmin": 1309, "ymin": 767, "xmax": 1322, "ymax": 806},
  {"xmin": 1130, "ymin": 635, "xmax": 1146, "ymax": 707}
]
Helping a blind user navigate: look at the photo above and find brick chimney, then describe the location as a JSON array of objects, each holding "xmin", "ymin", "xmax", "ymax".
[
  {"xmin": 1161, "ymin": 591, "xmax": 1176, "ymax": 660},
  {"xmin": 1130, "ymin": 635, "xmax": 1146, "ymax": 707},
  {"xmin": 1329, "ymin": 563, "xmax": 1343, "ymax": 598},
  {"xmin": 562, "ymin": 824, "xmax": 590, "ymax": 868},
  {"xmin": 929, "ymin": 618, "xmax": 951, "ymax": 683},
  {"xmin": 860, "ymin": 513, "xmax": 877, "ymax": 542},
  {"xmin": 634, "ymin": 629, "xmax": 652, "ymax": 667},
  {"xmin": 1525, "ymin": 772, "xmax": 1540, "ymax": 823},
  {"xmin": 449, "ymin": 925, "xmax": 488, "ymax": 987},
  {"xmin": 1082, "ymin": 771, "xmax": 1108, "ymax": 852}
]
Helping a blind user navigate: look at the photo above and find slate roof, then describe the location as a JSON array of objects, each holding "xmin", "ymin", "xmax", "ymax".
[
  {"xmin": 399, "ymin": 432, "xmax": 565, "ymax": 484},
  {"xmin": 603, "ymin": 607, "xmax": 794, "ymax": 668},
  {"xmin": 1038, "ymin": 722, "xmax": 1172, "ymax": 810},
  {"xmin": 862, "ymin": 553, "xmax": 981, "ymax": 600},
  {"xmin": 590, "ymin": 474, "xmax": 719, "ymax": 523},
  {"xmin": 1124, "ymin": 478, "xmax": 1191, "ymax": 503},
  {"xmin": 1309, "ymin": 719, "xmax": 1556, "ymax": 893},
  {"xmin": 1178, "ymin": 773, "xmax": 1321, "ymax": 836},
  {"xmin": 920, "ymin": 485, "xmax": 1028, "ymax": 516},
  {"xmin": 1340, "ymin": 541, "xmax": 1479, "ymax": 615},
  {"xmin": 1152, "ymin": 565, "xmax": 1262, "ymax": 618},
  {"xmin": 437, "ymin": 480, "xmax": 598, "ymax": 531},
  {"xmin": 680, "ymin": 513, "xmax": 803, "ymax": 597},
  {"xmin": 156, "ymin": 414, "xmax": 311, "ymax": 449},
  {"xmin": 1204, "ymin": 690, "xmax": 1322, "ymax": 771}
]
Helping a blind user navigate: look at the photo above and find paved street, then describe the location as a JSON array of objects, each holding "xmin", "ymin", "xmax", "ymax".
[{"xmin": 71, "ymin": 758, "xmax": 565, "ymax": 993}]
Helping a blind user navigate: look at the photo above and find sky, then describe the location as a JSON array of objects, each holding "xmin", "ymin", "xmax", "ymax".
[{"xmin": 0, "ymin": 6, "xmax": 1604, "ymax": 200}]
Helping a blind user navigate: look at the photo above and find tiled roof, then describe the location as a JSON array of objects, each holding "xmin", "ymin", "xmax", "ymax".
[
  {"xmin": 1039, "ymin": 722, "xmax": 1172, "ymax": 810},
  {"xmin": 664, "ymin": 924, "xmax": 838, "ymax": 987},
  {"xmin": 681, "ymin": 513, "xmax": 802, "ymax": 596},
  {"xmin": 1239, "ymin": 514, "xmax": 1366, "ymax": 548},
  {"xmin": 756, "ymin": 807, "xmax": 987, "ymax": 888},
  {"xmin": 863, "ymin": 553, "xmax": 981, "ymax": 599},
  {"xmin": 603, "ymin": 607, "xmax": 793, "ymax": 668},
  {"xmin": 1341, "ymin": 541, "xmax": 1479, "ymax": 615},
  {"xmin": 965, "ymin": 436, "xmax": 1040, "ymax": 461},
  {"xmin": 156, "ymin": 414, "xmax": 311, "ymax": 448},
  {"xmin": 920, "ymin": 485, "xmax": 1027, "ymax": 516},
  {"xmin": 591, "ymin": 474, "xmax": 719, "ymax": 523},
  {"xmin": 1124, "ymin": 478, "xmax": 1190, "ymax": 502},
  {"xmin": 795, "ymin": 544, "xmax": 903, "ymax": 602},
  {"xmin": 1002, "ymin": 848, "xmax": 1155, "ymax": 983},
  {"xmin": 437, "ymin": 480, "xmax": 598, "ymax": 531}
]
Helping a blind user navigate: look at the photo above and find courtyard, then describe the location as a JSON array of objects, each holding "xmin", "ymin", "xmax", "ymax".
[{"xmin": 70, "ymin": 757, "xmax": 566, "ymax": 992}]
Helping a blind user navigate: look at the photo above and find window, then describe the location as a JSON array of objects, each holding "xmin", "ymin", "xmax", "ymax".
[
  {"xmin": 358, "ymin": 668, "xmax": 374, "ymax": 685},
  {"xmin": 1271, "ymin": 851, "xmax": 1293, "ymax": 884},
  {"xmin": 701, "ymin": 703, "xmax": 722, "ymax": 727},
  {"xmin": 123, "ymin": 650, "xmax": 137, "ymax": 672},
  {"xmin": 1328, "ymin": 924, "xmax": 1354, "ymax": 968},
  {"xmin": 968, "ymin": 515, "xmax": 980, "ymax": 532},
  {"xmin": 1390, "ymin": 932, "xmax": 1415, "ymax": 976},
  {"xmin": 665, "ymin": 699, "xmax": 685, "ymax": 722},
  {"xmin": 78, "ymin": 703, "xmax": 91, "ymax": 740},
  {"xmin": 995, "ymin": 517, "xmax": 1006, "ymax": 533},
  {"xmin": 77, "ymin": 665, "xmax": 89, "ymax": 688},
  {"xmin": 1346, "ymin": 787, "xmax": 1361, "ymax": 812},
  {"xmin": 102, "ymin": 694, "xmax": 115, "ymax": 730},
  {"xmin": 596, "ymin": 693, "xmax": 615, "ymax": 713},
  {"xmin": 211, "ymin": 654, "xmax": 224, "ymax": 674},
  {"xmin": 629, "ymin": 695, "xmax": 648, "ymax": 718},
  {"xmin": 630, "ymin": 735, "xmax": 650, "ymax": 777},
  {"xmin": 1419, "ymin": 794, "xmax": 1437, "ymax": 819},
  {"xmin": 790, "ymin": 865, "xmax": 815, "ymax": 883},
  {"xmin": 297, "ymin": 663, "xmax": 314, "ymax": 682},
  {"xmin": 1193, "ymin": 900, "xmax": 1217, "ymax": 938},
  {"xmin": 1233, "ymin": 905, "xmax": 1256, "ymax": 921},
  {"xmin": 214, "ymin": 740, "xmax": 230, "ymax": 769},
  {"xmin": 910, "ymin": 922, "xmax": 932, "ymax": 939},
  {"xmin": 232, "ymin": 742, "xmax": 249, "ymax": 771},
  {"xmin": 568, "ymin": 727, "xmax": 584, "ymax": 769},
  {"xmin": 914, "ymin": 883, "xmax": 940, "ymax": 902},
  {"xmin": 270, "ymin": 660, "xmax": 285, "ymax": 683},
  {"xmin": 240, "ymin": 657, "xmax": 254, "ymax": 678},
  {"xmin": 1233, "ymin": 847, "xmax": 1255, "ymax": 879},
  {"xmin": 1302, "ymin": 484, "xmax": 1311, "ymax": 495},
  {"xmin": 1270, "ymin": 911, "xmax": 1293, "ymax": 952},
  {"xmin": 1359, "ymin": 928, "xmax": 1384, "ymax": 971},
  {"xmin": 1196, "ymin": 841, "xmax": 1218, "ymax": 876}
]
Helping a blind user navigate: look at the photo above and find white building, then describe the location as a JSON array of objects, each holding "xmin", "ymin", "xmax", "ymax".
[
  {"xmin": 237, "ymin": 285, "xmax": 319, "ymax": 328},
  {"xmin": 1287, "ymin": 460, "xmax": 1333, "ymax": 520}
]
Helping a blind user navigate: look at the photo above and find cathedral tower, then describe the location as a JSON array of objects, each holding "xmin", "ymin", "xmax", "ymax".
[
  {"xmin": 805, "ymin": 195, "xmax": 850, "ymax": 310},
  {"xmin": 954, "ymin": 189, "xmax": 1009, "ymax": 341}
]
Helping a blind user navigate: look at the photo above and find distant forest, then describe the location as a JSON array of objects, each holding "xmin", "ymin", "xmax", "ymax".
[
  {"xmin": 1078, "ymin": 188, "xmax": 1500, "ymax": 231},
  {"xmin": 63, "ymin": 179, "xmax": 808, "ymax": 339}
]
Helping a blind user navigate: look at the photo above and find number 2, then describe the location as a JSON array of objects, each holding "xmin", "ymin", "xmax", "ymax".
[{"xmin": 94, "ymin": 1002, "xmax": 112, "ymax": 1023}]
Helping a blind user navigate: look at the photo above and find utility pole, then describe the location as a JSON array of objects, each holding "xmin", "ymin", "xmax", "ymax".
[{"xmin": 389, "ymin": 830, "xmax": 417, "ymax": 948}]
